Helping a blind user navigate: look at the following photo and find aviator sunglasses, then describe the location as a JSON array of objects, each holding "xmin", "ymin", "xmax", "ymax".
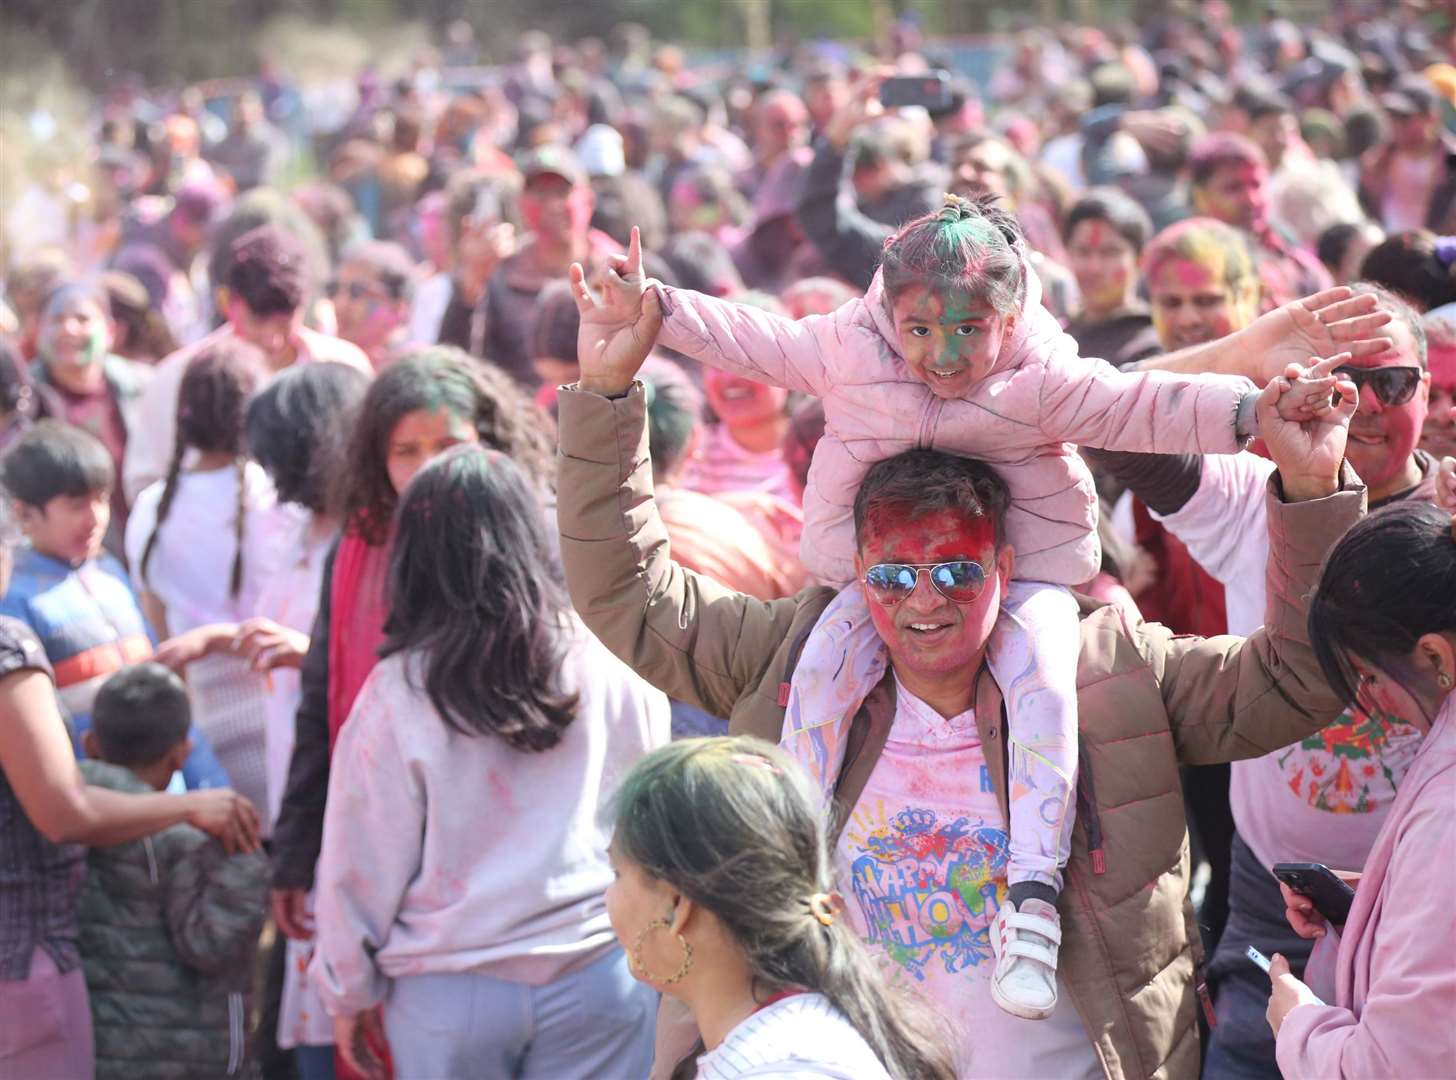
[
  {"xmin": 1333, "ymin": 365, "xmax": 1423, "ymax": 407},
  {"xmin": 863, "ymin": 560, "xmax": 987, "ymax": 605}
]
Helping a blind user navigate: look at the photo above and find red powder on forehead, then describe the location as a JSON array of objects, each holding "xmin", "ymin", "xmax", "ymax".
[
  {"xmin": 1170, "ymin": 258, "xmax": 1216, "ymax": 289},
  {"xmin": 1427, "ymin": 342, "xmax": 1456, "ymax": 390},
  {"xmin": 861, "ymin": 505, "xmax": 995, "ymax": 563},
  {"xmin": 1082, "ymin": 221, "xmax": 1108, "ymax": 248}
]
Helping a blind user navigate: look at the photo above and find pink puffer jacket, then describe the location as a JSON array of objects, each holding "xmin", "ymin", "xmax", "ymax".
[{"xmin": 657, "ymin": 267, "xmax": 1256, "ymax": 586}]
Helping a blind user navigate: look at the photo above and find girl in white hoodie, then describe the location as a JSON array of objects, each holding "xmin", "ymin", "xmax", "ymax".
[{"xmin": 310, "ymin": 445, "xmax": 670, "ymax": 1080}]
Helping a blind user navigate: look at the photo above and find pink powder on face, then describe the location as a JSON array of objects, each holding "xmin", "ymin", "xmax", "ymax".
[{"xmin": 859, "ymin": 506, "xmax": 999, "ymax": 676}]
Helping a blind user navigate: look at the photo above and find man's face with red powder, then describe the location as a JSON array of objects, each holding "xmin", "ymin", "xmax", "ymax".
[
  {"xmin": 854, "ymin": 505, "xmax": 1013, "ymax": 687},
  {"xmin": 1344, "ymin": 319, "xmax": 1428, "ymax": 496}
]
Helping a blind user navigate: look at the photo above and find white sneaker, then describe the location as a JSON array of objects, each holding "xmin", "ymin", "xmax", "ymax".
[{"xmin": 990, "ymin": 897, "xmax": 1062, "ymax": 1020}]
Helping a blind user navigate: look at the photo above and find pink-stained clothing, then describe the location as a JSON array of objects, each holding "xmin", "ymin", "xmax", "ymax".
[
  {"xmin": 657, "ymin": 487, "xmax": 808, "ymax": 601},
  {"xmin": 680, "ymin": 422, "xmax": 799, "ymax": 505},
  {"xmin": 1153, "ymin": 450, "xmax": 1440, "ymax": 874},
  {"xmin": 655, "ymin": 268, "xmax": 1254, "ymax": 587},
  {"xmin": 123, "ymin": 325, "xmax": 372, "ymax": 502},
  {"xmin": 827, "ymin": 677, "xmax": 1099, "ymax": 1078},
  {"xmin": 785, "ymin": 581, "xmax": 1080, "ymax": 894},
  {"xmin": 1275, "ymin": 693, "xmax": 1456, "ymax": 1079},
  {"xmin": 309, "ymin": 619, "xmax": 670, "ymax": 1016}
]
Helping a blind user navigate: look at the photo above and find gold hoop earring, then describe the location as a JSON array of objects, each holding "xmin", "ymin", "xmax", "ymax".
[{"xmin": 630, "ymin": 918, "xmax": 694, "ymax": 984}]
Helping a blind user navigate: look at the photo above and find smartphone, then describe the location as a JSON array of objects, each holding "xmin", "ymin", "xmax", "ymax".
[
  {"xmin": 1247, "ymin": 943, "xmax": 1327, "ymax": 1005},
  {"xmin": 879, "ymin": 73, "xmax": 953, "ymax": 112},
  {"xmin": 1272, "ymin": 862, "xmax": 1356, "ymax": 926}
]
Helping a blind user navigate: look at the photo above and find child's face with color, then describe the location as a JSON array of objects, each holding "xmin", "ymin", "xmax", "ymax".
[
  {"xmin": 385, "ymin": 408, "xmax": 481, "ymax": 496},
  {"xmin": 854, "ymin": 505, "xmax": 1012, "ymax": 687},
  {"xmin": 890, "ymin": 286, "xmax": 1015, "ymax": 400},
  {"xmin": 17, "ymin": 490, "xmax": 110, "ymax": 566}
]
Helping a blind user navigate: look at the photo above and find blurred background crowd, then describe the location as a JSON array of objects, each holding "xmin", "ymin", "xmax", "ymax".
[{"xmin": 3, "ymin": 0, "xmax": 1453, "ymax": 564}]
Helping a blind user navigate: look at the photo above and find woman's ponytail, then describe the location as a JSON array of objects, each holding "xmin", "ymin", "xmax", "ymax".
[{"xmin": 799, "ymin": 916, "xmax": 958, "ymax": 1079}]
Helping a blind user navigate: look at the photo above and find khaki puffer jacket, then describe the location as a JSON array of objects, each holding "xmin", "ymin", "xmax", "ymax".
[{"xmin": 558, "ymin": 384, "xmax": 1362, "ymax": 1079}]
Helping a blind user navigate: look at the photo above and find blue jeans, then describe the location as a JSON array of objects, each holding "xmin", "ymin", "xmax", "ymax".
[
  {"xmin": 293, "ymin": 1044, "xmax": 335, "ymax": 1080},
  {"xmin": 1204, "ymin": 833, "xmax": 1315, "ymax": 1079},
  {"xmin": 382, "ymin": 947, "xmax": 655, "ymax": 1080}
]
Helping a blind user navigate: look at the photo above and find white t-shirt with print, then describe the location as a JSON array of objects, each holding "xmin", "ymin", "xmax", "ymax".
[
  {"xmin": 835, "ymin": 678, "xmax": 1101, "ymax": 1079},
  {"xmin": 1153, "ymin": 452, "xmax": 1424, "ymax": 872}
]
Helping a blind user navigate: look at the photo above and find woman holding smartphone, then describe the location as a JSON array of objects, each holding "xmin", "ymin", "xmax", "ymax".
[{"xmin": 1266, "ymin": 488, "xmax": 1456, "ymax": 1078}]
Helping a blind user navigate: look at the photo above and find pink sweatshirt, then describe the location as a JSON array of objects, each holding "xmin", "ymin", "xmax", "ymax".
[
  {"xmin": 1275, "ymin": 693, "xmax": 1456, "ymax": 1079},
  {"xmin": 657, "ymin": 268, "xmax": 1255, "ymax": 585}
]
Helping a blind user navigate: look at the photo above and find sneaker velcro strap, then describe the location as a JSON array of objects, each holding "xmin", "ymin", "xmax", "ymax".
[
  {"xmin": 1004, "ymin": 912, "xmax": 1063, "ymax": 945},
  {"xmin": 1005, "ymin": 939, "xmax": 1059, "ymax": 968}
]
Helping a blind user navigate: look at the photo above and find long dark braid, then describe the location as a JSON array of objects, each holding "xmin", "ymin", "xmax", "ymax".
[
  {"xmin": 140, "ymin": 339, "xmax": 267, "ymax": 596},
  {"xmin": 139, "ymin": 438, "xmax": 187, "ymax": 589},
  {"xmin": 230, "ymin": 454, "xmax": 247, "ymax": 596}
]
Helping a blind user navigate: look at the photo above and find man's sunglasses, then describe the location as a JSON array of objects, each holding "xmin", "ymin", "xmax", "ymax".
[
  {"xmin": 327, "ymin": 280, "xmax": 387, "ymax": 302},
  {"xmin": 863, "ymin": 560, "xmax": 987, "ymax": 606},
  {"xmin": 1334, "ymin": 365, "xmax": 1423, "ymax": 407}
]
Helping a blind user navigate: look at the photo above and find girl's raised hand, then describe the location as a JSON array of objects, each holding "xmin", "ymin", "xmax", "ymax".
[
  {"xmin": 593, "ymin": 224, "xmax": 650, "ymax": 325},
  {"xmin": 572, "ymin": 226, "xmax": 663, "ymax": 397},
  {"xmin": 1271, "ymin": 354, "xmax": 1354, "ymax": 422},
  {"xmin": 1258, "ymin": 354, "xmax": 1359, "ymax": 502}
]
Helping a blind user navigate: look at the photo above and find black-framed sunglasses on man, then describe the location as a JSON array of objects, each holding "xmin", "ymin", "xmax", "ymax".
[{"xmin": 1333, "ymin": 365, "xmax": 1424, "ymax": 407}]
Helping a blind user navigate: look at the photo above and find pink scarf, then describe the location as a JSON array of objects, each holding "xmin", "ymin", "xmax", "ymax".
[{"xmin": 326, "ymin": 530, "xmax": 392, "ymax": 752}]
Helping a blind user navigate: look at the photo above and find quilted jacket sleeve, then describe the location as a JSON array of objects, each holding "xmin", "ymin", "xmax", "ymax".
[
  {"xmin": 1037, "ymin": 343, "xmax": 1256, "ymax": 456},
  {"xmin": 655, "ymin": 285, "xmax": 844, "ymax": 396},
  {"xmin": 1145, "ymin": 467, "xmax": 1365, "ymax": 765},
  {"xmin": 556, "ymin": 384, "xmax": 803, "ymax": 719},
  {"xmin": 162, "ymin": 835, "xmax": 270, "ymax": 977}
]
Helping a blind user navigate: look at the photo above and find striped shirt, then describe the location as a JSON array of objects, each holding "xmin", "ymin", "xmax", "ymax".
[
  {"xmin": 680, "ymin": 423, "xmax": 798, "ymax": 505},
  {"xmin": 0, "ymin": 547, "xmax": 153, "ymax": 743},
  {"xmin": 695, "ymin": 993, "xmax": 890, "ymax": 1080}
]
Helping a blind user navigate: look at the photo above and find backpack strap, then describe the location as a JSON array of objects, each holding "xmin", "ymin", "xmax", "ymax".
[{"xmin": 775, "ymin": 622, "xmax": 819, "ymax": 707}]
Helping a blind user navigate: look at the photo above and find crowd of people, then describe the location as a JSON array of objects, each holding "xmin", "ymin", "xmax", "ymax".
[{"xmin": 2, "ymin": 4, "xmax": 1455, "ymax": 1079}]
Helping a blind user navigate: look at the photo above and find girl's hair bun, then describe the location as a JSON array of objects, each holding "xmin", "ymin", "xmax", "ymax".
[{"xmin": 938, "ymin": 192, "xmax": 973, "ymax": 223}]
